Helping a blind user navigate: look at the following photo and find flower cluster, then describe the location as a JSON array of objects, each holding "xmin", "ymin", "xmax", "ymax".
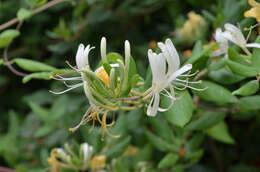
[{"xmin": 50, "ymin": 37, "xmax": 200, "ymax": 138}]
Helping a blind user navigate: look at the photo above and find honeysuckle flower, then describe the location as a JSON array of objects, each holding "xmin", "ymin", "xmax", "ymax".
[
  {"xmin": 211, "ymin": 28, "xmax": 229, "ymax": 57},
  {"xmin": 222, "ymin": 23, "xmax": 260, "ymax": 55},
  {"xmin": 49, "ymin": 43, "xmax": 94, "ymax": 95},
  {"xmin": 245, "ymin": 0, "xmax": 260, "ymax": 23},
  {"xmin": 145, "ymin": 38, "xmax": 194, "ymax": 116},
  {"xmin": 175, "ymin": 11, "xmax": 206, "ymax": 42},
  {"xmin": 48, "ymin": 143, "xmax": 95, "ymax": 172}
]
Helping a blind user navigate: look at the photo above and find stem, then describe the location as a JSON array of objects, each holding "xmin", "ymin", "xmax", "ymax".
[
  {"xmin": 3, "ymin": 45, "xmax": 27, "ymax": 77},
  {"xmin": 0, "ymin": 167, "xmax": 16, "ymax": 172},
  {"xmin": 242, "ymin": 47, "xmax": 252, "ymax": 56},
  {"xmin": 0, "ymin": 0, "xmax": 70, "ymax": 31}
]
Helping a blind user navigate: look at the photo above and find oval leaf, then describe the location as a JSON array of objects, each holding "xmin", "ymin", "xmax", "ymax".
[
  {"xmin": 0, "ymin": 29, "xmax": 20, "ymax": 48},
  {"xmin": 14, "ymin": 58, "xmax": 56, "ymax": 72},
  {"xmin": 238, "ymin": 96, "xmax": 260, "ymax": 110},
  {"xmin": 162, "ymin": 91, "xmax": 193, "ymax": 127},
  {"xmin": 232, "ymin": 80, "xmax": 259, "ymax": 96},
  {"xmin": 206, "ymin": 121, "xmax": 235, "ymax": 144},
  {"xmin": 158, "ymin": 153, "xmax": 179, "ymax": 169},
  {"xmin": 17, "ymin": 8, "xmax": 32, "ymax": 21},
  {"xmin": 192, "ymin": 81, "xmax": 238, "ymax": 105},
  {"xmin": 225, "ymin": 59, "xmax": 259, "ymax": 77},
  {"xmin": 185, "ymin": 112, "xmax": 226, "ymax": 130}
]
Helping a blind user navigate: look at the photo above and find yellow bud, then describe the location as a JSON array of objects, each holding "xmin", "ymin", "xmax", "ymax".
[
  {"xmin": 95, "ymin": 67, "xmax": 110, "ymax": 86},
  {"xmin": 90, "ymin": 155, "xmax": 106, "ymax": 171}
]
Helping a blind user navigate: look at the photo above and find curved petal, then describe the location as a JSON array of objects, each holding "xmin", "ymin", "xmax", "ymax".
[
  {"xmin": 158, "ymin": 86, "xmax": 175, "ymax": 112},
  {"xmin": 224, "ymin": 24, "xmax": 246, "ymax": 47},
  {"xmin": 246, "ymin": 43, "xmax": 260, "ymax": 48},
  {"xmin": 76, "ymin": 44, "xmax": 85, "ymax": 69},
  {"xmin": 158, "ymin": 39, "xmax": 180, "ymax": 75},
  {"xmin": 147, "ymin": 93, "xmax": 160, "ymax": 117},
  {"xmin": 166, "ymin": 64, "xmax": 192, "ymax": 87}
]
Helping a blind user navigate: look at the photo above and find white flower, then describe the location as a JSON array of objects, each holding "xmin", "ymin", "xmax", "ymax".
[
  {"xmin": 49, "ymin": 43, "xmax": 94, "ymax": 95},
  {"xmin": 146, "ymin": 39, "xmax": 193, "ymax": 116},
  {"xmin": 211, "ymin": 28, "xmax": 229, "ymax": 57},
  {"xmin": 80, "ymin": 143, "xmax": 93, "ymax": 169},
  {"xmin": 76, "ymin": 44, "xmax": 95, "ymax": 69},
  {"xmin": 222, "ymin": 23, "xmax": 260, "ymax": 55}
]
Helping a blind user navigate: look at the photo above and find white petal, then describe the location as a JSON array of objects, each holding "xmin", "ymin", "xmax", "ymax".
[
  {"xmin": 166, "ymin": 64, "xmax": 192, "ymax": 87},
  {"xmin": 165, "ymin": 38, "xmax": 180, "ymax": 70},
  {"xmin": 158, "ymin": 39, "xmax": 180, "ymax": 75},
  {"xmin": 147, "ymin": 93, "xmax": 160, "ymax": 117},
  {"xmin": 223, "ymin": 23, "xmax": 247, "ymax": 48},
  {"xmin": 246, "ymin": 43, "xmax": 260, "ymax": 48},
  {"xmin": 76, "ymin": 44, "xmax": 85, "ymax": 69},
  {"xmin": 124, "ymin": 40, "xmax": 131, "ymax": 69},
  {"xmin": 101, "ymin": 37, "xmax": 107, "ymax": 62}
]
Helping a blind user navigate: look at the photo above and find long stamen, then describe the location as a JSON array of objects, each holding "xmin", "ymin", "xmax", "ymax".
[
  {"xmin": 65, "ymin": 61, "xmax": 80, "ymax": 72},
  {"xmin": 175, "ymin": 82, "xmax": 208, "ymax": 91},
  {"xmin": 63, "ymin": 82, "xmax": 83, "ymax": 88},
  {"xmin": 49, "ymin": 83, "xmax": 83, "ymax": 95},
  {"xmin": 175, "ymin": 78, "xmax": 202, "ymax": 84},
  {"xmin": 52, "ymin": 76, "xmax": 82, "ymax": 81},
  {"xmin": 179, "ymin": 70, "xmax": 199, "ymax": 77},
  {"xmin": 69, "ymin": 108, "xmax": 92, "ymax": 132}
]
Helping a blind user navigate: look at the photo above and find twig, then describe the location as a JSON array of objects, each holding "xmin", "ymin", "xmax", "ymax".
[
  {"xmin": 0, "ymin": 167, "xmax": 16, "ymax": 172},
  {"xmin": 209, "ymin": 138, "xmax": 223, "ymax": 172},
  {"xmin": 0, "ymin": 0, "xmax": 71, "ymax": 31},
  {"xmin": 3, "ymin": 45, "xmax": 27, "ymax": 77}
]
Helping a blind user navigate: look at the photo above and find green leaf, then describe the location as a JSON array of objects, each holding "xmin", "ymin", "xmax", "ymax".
[
  {"xmin": 0, "ymin": 29, "xmax": 20, "ymax": 48},
  {"xmin": 228, "ymin": 48, "xmax": 250, "ymax": 66},
  {"xmin": 106, "ymin": 136, "xmax": 131, "ymax": 160},
  {"xmin": 103, "ymin": 62, "xmax": 112, "ymax": 75},
  {"xmin": 98, "ymin": 52, "xmax": 123, "ymax": 67},
  {"xmin": 224, "ymin": 59, "xmax": 259, "ymax": 77},
  {"xmin": 17, "ymin": 8, "xmax": 32, "ymax": 21},
  {"xmin": 206, "ymin": 121, "xmax": 235, "ymax": 144},
  {"xmin": 238, "ymin": 96, "xmax": 260, "ymax": 110},
  {"xmin": 0, "ymin": 59, "xmax": 4, "ymax": 66},
  {"xmin": 185, "ymin": 41, "xmax": 217, "ymax": 64},
  {"xmin": 145, "ymin": 131, "xmax": 177, "ymax": 152},
  {"xmin": 209, "ymin": 58, "xmax": 225, "ymax": 71},
  {"xmin": 29, "ymin": 0, "xmax": 47, "ymax": 7},
  {"xmin": 29, "ymin": 102, "xmax": 50, "ymax": 122},
  {"xmin": 50, "ymin": 96, "xmax": 68, "ymax": 120},
  {"xmin": 148, "ymin": 115, "xmax": 175, "ymax": 143},
  {"xmin": 22, "ymin": 72, "xmax": 52, "ymax": 83},
  {"xmin": 162, "ymin": 91, "xmax": 193, "ymax": 127},
  {"xmin": 158, "ymin": 153, "xmax": 179, "ymax": 169},
  {"xmin": 14, "ymin": 58, "xmax": 56, "ymax": 72},
  {"xmin": 208, "ymin": 67, "xmax": 245, "ymax": 85},
  {"xmin": 232, "ymin": 80, "xmax": 259, "ymax": 96},
  {"xmin": 252, "ymin": 36, "xmax": 260, "ymax": 69},
  {"xmin": 34, "ymin": 125, "xmax": 54, "ymax": 137},
  {"xmin": 130, "ymin": 74, "xmax": 140, "ymax": 88},
  {"xmin": 192, "ymin": 81, "xmax": 238, "ymax": 105},
  {"xmin": 185, "ymin": 112, "xmax": 226, "ymax": 130}
]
